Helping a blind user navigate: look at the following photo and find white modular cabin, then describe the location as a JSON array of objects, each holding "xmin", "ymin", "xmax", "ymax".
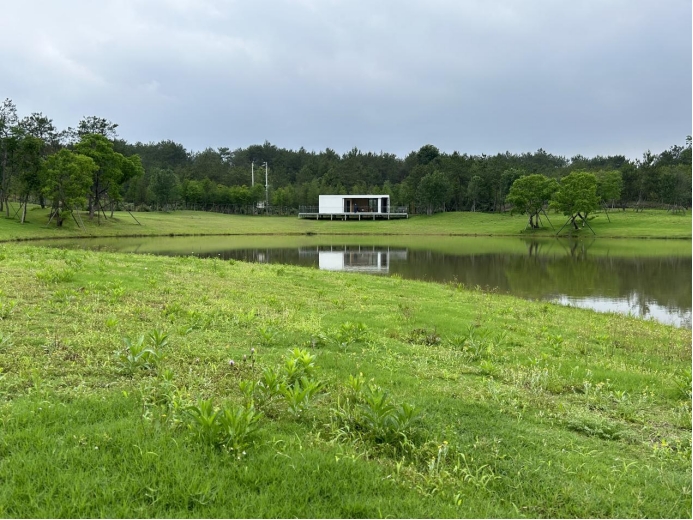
[
  {"xmin": 299, "ymin": 195, "xmax": 407, "ymax": 220},
  {"xmin": 319, "ymin": 194, "xmax": 390, "ymax": 214}
]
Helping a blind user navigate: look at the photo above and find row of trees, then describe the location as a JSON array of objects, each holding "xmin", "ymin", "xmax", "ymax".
[
  {"xmin": 114, "ymin": 138, "xmax": 691, "ymax": 214},
  {"xmin": 0, "ymin": 100, "xmax": 143, "ymax": 226},
  {"xmin": 1, "ymin": 97, "xmax": 691, "ymax": 225}
]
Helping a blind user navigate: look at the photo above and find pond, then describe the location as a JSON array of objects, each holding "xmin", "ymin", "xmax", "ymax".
[{"xmin": 39, "ymin": 235, "xmax": 692, "ymax": 328}]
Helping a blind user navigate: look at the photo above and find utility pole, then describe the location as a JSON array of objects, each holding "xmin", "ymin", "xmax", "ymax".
[
  {"xmin": 251, "ymin": 161, "xmax": 254, "ymax": 187},
  {"xmin": 262, "ymin": 162, "xmax": 268, "ymax": 206}
]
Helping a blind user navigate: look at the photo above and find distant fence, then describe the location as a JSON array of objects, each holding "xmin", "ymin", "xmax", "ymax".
[{"xmin": 124, "ymin": 202, "xmax": 297, "ymax": 216}]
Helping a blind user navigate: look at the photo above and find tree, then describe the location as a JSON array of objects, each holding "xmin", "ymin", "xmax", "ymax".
[
  {"xmin": 15, "ymin": 135, "xmax": 44, "ymax": 223},
  {"xmin": 415, "ymin": 144, "xmax": 440, "ymax": 165},
  {"xmin": 76, "ymin": 116, "xmax": 118, "ymax": 139},
  {"xmin": 149, "ymin": 168, "xmax": 179, "ymax": 210},
  {"xmin": 659, "ymin": 165, "xmax": 692, "ymax": 211},
  {"xmin": 596, "ymin": 170, "xmax": 623, "ymax": 209},
  {"xmin": 0, "ymin": 98, "xmax": 19, "ymax": 214},
  {"xmin": 467, "ymin": 175, "xmax": 482, "ymax": 212},
  {"xmin": 42, "ymin": 150, "xmax": 96, "ymax": 227},
  {"xmin": 418, "ymin": 170, "xmax": 452, "ymax": 215},
  {"xmin": 181, "ymin": 179, "xmax": 204, "ymax": 205},
  {"xmin": 20, "ymin": 112, "xmax": 59, "ymax": 208},
  {"xmin": 21, "ymin": 112, "xmax": 58, "ymax": 145},
  {"xmin": 74, "ymin": 134, "xmax": 143, "ymax": 219},
  {"xmin": 499, "ymin": 168, "xmax": 526, "ymax": 212},
  {"xmin": 506, "ymin": 174, "xmax": 558, "ymax": 229},
  {"xmin": 551, "ymin": 171, "xmax": 600, "ymax": 230},
  {"xmin": 272, "ymin": 186, "xmax": 294, "ymax": 213}
]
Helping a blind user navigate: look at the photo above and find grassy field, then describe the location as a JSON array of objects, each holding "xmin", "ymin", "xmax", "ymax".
[
  {"xmin": 0, "ymin": 205, "xmax": 691, "ymax": 241},
  {"xmin": 0, "ymin": 243, "xmax": 690, "ymax": 517}
]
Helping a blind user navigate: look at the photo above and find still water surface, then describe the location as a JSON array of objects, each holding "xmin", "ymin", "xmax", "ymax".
[{"xmin": 40, "ymin": 235, "xmax": 691, "ymax": 328}]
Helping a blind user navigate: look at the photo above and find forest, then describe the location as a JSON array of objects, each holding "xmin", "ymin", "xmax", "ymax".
[{"xmin": 0, "ymin": 98, "xmax": 691, "ymax": 220}]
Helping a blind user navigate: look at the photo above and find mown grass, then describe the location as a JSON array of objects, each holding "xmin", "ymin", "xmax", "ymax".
[
  {"xmin": 0, "ymin": 243, "xmax": 690, "ymax": 517},
  {"xmin": 0, "ymin": 204, "xmax": 691, "ymax": 241}
]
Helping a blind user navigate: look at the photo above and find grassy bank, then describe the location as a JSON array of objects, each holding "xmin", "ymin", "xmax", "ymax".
[
  {"xmin": 0, "ymin": 205, "xmax": 691, "ymax": 241},
  {"xmin": 0, "ymin": 243, "xmax": 690, "ymax": 517},
  {"xmin": 33, "ymin": 233, "xmax": 693, "ymax": 259}
]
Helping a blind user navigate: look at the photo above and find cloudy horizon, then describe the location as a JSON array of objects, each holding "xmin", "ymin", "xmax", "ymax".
[{"xmin": 1, "ymin": 0, "xmax": 691, "ymax": 160}]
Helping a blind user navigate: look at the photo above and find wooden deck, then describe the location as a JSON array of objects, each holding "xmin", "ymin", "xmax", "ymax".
[{"xmin": 297, "ymin": 212, "xmax": 408, "ymax": 220}]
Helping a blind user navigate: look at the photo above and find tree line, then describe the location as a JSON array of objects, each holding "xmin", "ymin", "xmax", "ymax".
[{"xmin": 1, "ymin": 98, "xmax": 690, "ymax": 225}]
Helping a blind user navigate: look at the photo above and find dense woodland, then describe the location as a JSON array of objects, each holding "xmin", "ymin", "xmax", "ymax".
[{"xmin": 0, "ymin": 98, "xmax": 691, "ymax": 223}]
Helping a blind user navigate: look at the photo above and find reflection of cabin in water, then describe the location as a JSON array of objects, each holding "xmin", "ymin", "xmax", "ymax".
[
  {"xmin": 298, "ymin": 245, "xmax": 408, "ymax": 273},
  {"xmin": 298, "ymin": 195, "xmax": 408, "ymax": 220}
]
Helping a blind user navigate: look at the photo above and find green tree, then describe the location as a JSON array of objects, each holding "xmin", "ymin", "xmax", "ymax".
[
  {"xmin": 42, "ymin": 150, "xmax": 97, "ymax": 227},
  {"xmin": 551, "ymin": 171, "xmax": 600, "ymax": 230},
  {"xmin": 506, "ymin": 174, "xmax": 557, "ymax": 229},
  {"xmin": 596, "ymin": 170, "xmax": 623, "ymax": 209},
  {"xmin": 15, "ymin": 135, "xmax": 44, "ymax": 223},
  {"xmin": 149, "ymin": 168, "xmax": 180, "ymax": 210},
  {"xmin": 0, "ymin": 98, "xmax": 19, "ymax": 215},
  {"xmin": 659, "ymin": 165, "xmax": 692, "ymax": 211},
  {"xmin": 467, "ymin": 175, "xmax": 482, "ymax": 212},
  {"xmin": 418, "ymin": 170, "xmax": 452, "ymax": 215},
  {"xmin": 181, "ymin": 179, "xmax": 204, "ymax": 205},
  {"xmin": 272, "ymin": 186, "xmax": 294, "ymax": 211},
  {"xmin": 76, "ymin": 116, "xmax": 118, "ymax": 139},
  {"xmin": 74, "ymin": 134, "xmax": 143, "ymax": 219},
  {"xmin": 415, "ymin": 144, "xmax": 440, "ymax": 165},
  {"xmin": 499, "ymin": 168, "xmax": 526, "ymax": 212}
]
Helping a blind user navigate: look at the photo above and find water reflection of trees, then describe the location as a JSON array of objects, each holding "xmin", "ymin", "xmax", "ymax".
[
  {"xmin": 392, "ymin": 249, "xmax": 691, "ymax": 312},
  {"xmin": 198, "ymin": 244, "xmax": 691, "ymax": 319}
]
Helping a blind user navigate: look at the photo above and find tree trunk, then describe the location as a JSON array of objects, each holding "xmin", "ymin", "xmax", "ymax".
[
  {"xmin": 89, "ymin": 176, "xmax": 98, "ymax": 220},
  {"xmin": 20, "ymin": 196, "xmax": 27, "ymax": 224}
]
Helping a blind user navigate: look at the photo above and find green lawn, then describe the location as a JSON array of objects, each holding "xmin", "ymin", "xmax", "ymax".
[
  {"xmin": 0, "ymin": 243, "xmax": 689, "ymax": 517},
  {"xmin": 0, "ymin": 205, "xmax": 691, "ymax": 241}
]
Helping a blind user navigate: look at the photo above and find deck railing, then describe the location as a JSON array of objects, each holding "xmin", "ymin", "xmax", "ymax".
[{"xmin": 298, "ymin": 205, "xmax": 408, "ymax": 214}]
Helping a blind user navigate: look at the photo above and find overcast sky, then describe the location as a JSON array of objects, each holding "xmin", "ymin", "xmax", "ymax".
[{"xmin": 1, "ymin": 0, "xmax": 690, "ymax": 160}]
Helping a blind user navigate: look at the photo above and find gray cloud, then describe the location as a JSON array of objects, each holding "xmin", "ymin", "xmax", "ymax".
[{"xmin": 1, "ymin": 0, "xmax": 690, "ymax": 159}]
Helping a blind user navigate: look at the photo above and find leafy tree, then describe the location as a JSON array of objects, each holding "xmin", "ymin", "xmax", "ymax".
[
  {"xmin": 418, "ymin": 170, "xmax": 452, "ymax": 214},
  {"xmin": 42, "ymin": 150, "xmax": 96, "ymax": 227},
  {"xmin": 551, "ymin": 171, "xmax": 600, "ymax": 230},
  {"xmin": 149, "ymin": 168, "xmax": 179, "ymax": 210},
  {"xmin": 74, "ymin": 134, "xmax": 143, "ymax": 219},
  {"xmin": 506, "ymin": 174, "xmax": 558, "ymax": 229},
  {"xmin": 15, "ymin": 135, "xmax": 44, "ymax": 223},
  {"xmin": 76, "ymin": 116, "xmax": 118, "ymax": 139},
  {"xmin": 498, "ymin": 168, "xmax": 526, "ymax": 212},
  {"xmin": 596, "ymin": 170, "xmax": 623, "ymax": 209},
  {"xmin": 0, "ymin": 98, "xmax": 19, "ymax": 214},
  {"xmin": 467, "ymin": 175, "xmax": 482, "ymax": 212},
  {"xmin": 181, "ymin": 179, "xmax": 204, "ymax": 205},
  {"xmin": 272, "ymin": 186, "xmax": 294, "ymax": 213},
  {"xmin": 21, "ymin": 112, "xmax": 58, "ymax": 146},
  {"xmin": 20, "ymin": 112, "xmax": 59, "ymax": 208},
  {"xmin": 659, "ymin": 165, "xmax": 692, "ymax": 211},
  {"xmin": 416, "ymin": 144, "xmax": 440, "ymax": 165}
]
